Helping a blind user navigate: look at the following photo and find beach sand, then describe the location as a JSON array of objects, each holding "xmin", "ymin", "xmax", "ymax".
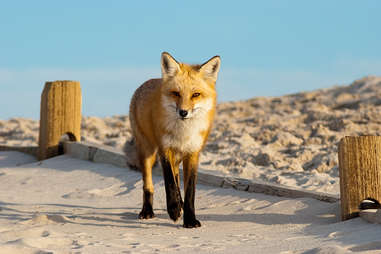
[{"xmin": 1, "ymin": 151, "xmax": 381, "ymax": 253}]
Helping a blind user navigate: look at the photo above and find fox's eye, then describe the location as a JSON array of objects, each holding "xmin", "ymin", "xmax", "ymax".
[
  {"xmin": 172, "ymin": 91, "xmax": 180, "ymax": 97},
  {"xmin": 192, "ymin": 92, "xmax": 201, "ymax": 98}
]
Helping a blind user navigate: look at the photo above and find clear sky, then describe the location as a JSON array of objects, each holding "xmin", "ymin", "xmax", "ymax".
[{"xmin": 1, "ymin": 1, "xmax": 381, "ymax": 119}]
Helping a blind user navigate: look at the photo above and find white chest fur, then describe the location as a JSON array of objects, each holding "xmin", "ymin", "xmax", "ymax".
[
  {"xmin": 161, "ymin": 98, "xmax": 213, "ymax": 153},
  {"xmin": 162, "ymin": 117, "xmax": 207, "ymax": 152}
]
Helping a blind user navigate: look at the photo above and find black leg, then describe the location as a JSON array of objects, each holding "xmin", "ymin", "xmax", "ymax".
[
  {"xmin": 160, "ymin": 156, "xmax": 182, "ymax": 221},
  {"xmin": 183, "ymin": 173, "xmax": 201, "ymax": 228},
  {"xmin": 139, "ymin": 190, "xmax": 155, "ymax": 219},
  {"xmin": 175, "ymin": 172, "xmax": 184, "ymax": 208}
]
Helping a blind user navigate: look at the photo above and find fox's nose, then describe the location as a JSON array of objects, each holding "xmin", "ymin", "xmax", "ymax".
[{"xmin": 179, "ymin": 109, "xmax": 188, "ymax": 118}]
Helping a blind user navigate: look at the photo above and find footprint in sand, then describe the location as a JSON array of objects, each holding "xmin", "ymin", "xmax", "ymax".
[{"xmin": 41, "ymin": 231, "xmax": 50, "ymax": 237}]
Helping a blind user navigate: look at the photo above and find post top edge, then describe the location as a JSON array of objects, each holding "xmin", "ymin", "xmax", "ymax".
[{"xmin": 45, "ymin": 80, "xmax": 80, "ymax": 85}]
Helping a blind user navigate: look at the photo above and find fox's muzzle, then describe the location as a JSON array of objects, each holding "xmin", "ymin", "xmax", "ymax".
[{"xmin": 179, "ymin": 109, "xmax": 188, "ymax": 118}]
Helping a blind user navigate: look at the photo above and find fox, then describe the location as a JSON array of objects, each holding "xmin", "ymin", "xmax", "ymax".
[{"xmin": 128, "ymin": 52, "xmax": 220, "ymax": 228}]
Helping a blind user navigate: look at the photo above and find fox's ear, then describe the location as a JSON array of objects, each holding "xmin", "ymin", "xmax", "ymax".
[
  {"xmin": 161, "ymin": 52, "xmax": 180, "ymax": 79},
  {"xmin": 200, "ymin": 56, "xmax": 221, "ymax": 81}
]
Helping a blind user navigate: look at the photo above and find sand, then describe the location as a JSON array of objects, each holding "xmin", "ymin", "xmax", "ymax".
[
  {"xmin": 2, "ymin": 76, "xmax": 381, "ymax": 195},
  {"xmin": 1, "ymin": 151, "xmax": 381, "ymax": 253},
  {"xmin": 2, "ymin": 76, "xmax": 381, "ymax": 253}
]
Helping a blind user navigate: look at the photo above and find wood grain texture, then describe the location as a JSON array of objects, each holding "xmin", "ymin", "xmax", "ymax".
[
  {"xmin": 38, "ymin": 81, "xmax": 82, "ymax": 160},
  {"xmin": 339, "ymin": 136, "xmax": 381, "ymax": 220}
]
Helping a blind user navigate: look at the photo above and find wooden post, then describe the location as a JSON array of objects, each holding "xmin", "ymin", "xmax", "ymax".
[
  {"xmin": 338, "ymin": 136, "xmax": 381, "ymax": 220},
  {"xmin": 38, "ymin": 81, "xmax": 82, "ymax": 160}
]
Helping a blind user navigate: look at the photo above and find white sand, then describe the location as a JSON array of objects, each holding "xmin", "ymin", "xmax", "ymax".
[
  {"xmin": 2, "ymin": 76, "xmax": 381, "ymax": 195},
  {"xmin": 1, "ymin": 151, "xmax": 381, "ymax": 254}
]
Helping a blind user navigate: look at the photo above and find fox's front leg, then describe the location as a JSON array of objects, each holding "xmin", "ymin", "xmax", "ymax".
[
  {"xmin": 183, "ymin": 153, "xmax": 201, "ymax": 228},
  {"xmin": 160, "ymin": 153, "xmax": 182, "ymax": 221}
]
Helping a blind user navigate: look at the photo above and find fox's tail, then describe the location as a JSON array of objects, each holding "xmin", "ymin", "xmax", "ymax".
[
  {"xmin": 123, "ymin": 137, "xmax": 139, "ymax": 170},
  {"xmin": 123, "ymin": 138, "xmax": 159, "ymax": 171}
]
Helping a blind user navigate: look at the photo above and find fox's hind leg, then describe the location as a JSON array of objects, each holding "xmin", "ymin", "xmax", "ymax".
[
  {"xmin": 160, "ymin": 150, "xmax": 183, "ymax": 222},
  {"xmin": 137, "ymin": 142, "xmax": 157, "ymax": 219}
]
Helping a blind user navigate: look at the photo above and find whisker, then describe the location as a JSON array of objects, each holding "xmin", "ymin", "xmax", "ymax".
[{"xmin": 193, "ymin": 107, "xmax": 207, "ymax": 114}]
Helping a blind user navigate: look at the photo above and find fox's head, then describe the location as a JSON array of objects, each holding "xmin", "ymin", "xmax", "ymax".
[{"xmin": 160, "ymin": 52, "xmax": 220, "ymax": 120}]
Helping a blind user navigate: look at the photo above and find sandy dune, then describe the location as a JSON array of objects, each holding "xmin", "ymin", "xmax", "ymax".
[
  {"xmin": 2, "ymin": 76, "xmax": 381, "ymax": 195},
  {"xmin": 1, "ymin": 151, "xmax": 381, "ymax": 253}
]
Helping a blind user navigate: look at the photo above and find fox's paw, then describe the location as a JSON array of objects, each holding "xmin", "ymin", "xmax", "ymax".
[
  {"xmin": 138, "ymin": 207, "xmax": 155, "ymax": 219},
  {"xmin": 167, "ymin": 201, "xmax": 182, "ymax": 222},
  {"xmin": 183, "ymin": 218, "xmax": 201, "ymax": 228}
]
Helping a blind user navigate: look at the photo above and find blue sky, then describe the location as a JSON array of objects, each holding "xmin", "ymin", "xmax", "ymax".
[{"xmin": 1, "ymin": 1, "xmax": 381, "ymax": 119}]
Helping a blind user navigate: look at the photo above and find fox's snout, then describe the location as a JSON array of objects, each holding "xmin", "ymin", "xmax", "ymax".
[{"xmin": 179, "ymin": 109, "xmax": 188, "ymax": 118}]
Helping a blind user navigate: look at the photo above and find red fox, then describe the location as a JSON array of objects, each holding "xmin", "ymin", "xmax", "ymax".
[{"xmin": 129, "ymin": 52, "xmax": 220, "ymax": 228}]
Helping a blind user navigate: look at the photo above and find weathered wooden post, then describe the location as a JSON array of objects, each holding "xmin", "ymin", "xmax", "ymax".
[
  {"xmin": 38, "ymin": 81, "xmax": 82, "ymax": 160},
  {"xmin": 338, "ymin": 136, "xmax": 381, "ymax": 220}
]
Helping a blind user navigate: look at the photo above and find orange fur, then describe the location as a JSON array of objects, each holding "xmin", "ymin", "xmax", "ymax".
[{"xmin": 129, "ymin": 52, "xmax": 220, "ymax": 227}]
